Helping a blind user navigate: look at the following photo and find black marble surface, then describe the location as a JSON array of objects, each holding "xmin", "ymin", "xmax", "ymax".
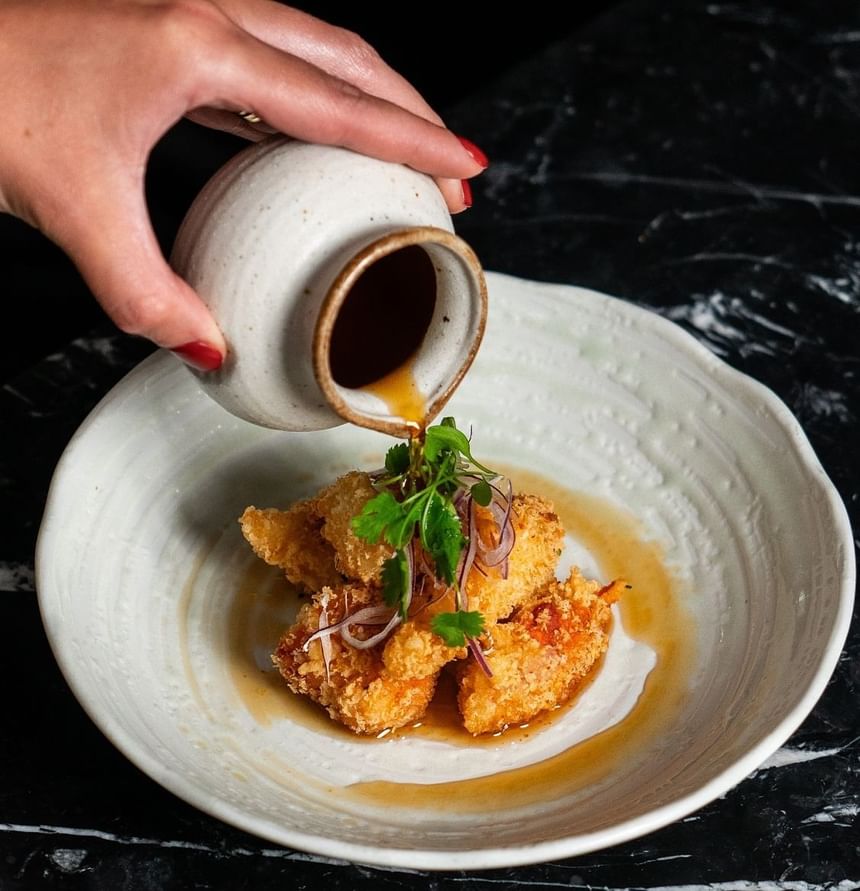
[{"xmin": 2, "ymin": 0, "xmax": 858, "ymax": 888}]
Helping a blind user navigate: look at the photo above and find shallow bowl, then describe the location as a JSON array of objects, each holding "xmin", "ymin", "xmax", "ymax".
[{"xmin": 36, "ymin": 273, "xmax": 855, "ymax": 869}]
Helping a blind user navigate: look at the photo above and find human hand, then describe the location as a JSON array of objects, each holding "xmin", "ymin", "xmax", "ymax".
[{"xmin": 0, "ymin": 0, "xmax": 488, "ymax": 369}]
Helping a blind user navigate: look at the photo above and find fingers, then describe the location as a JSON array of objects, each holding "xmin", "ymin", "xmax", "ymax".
[
  {"xmin": 217, "ymin": 1, "xmax": 444, "ymax": 123},
  {"xmin": 206, "ymin": 33, "xmax": 484, "ymax": 183},
  {"xmin": 213, "ymin": 1, "xmax": 486, "ymax": 212},
  {"xmin": 52, "ymin": 171, "xmax": 226, "ymax": 367}
]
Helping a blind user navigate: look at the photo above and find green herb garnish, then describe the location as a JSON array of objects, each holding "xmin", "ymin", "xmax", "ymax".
[
  {"xmin": 351, "ymin": 416, "xmax": 497, "ymax": 646},
  {"xmin": 430, "ymin": 610, "xmax": 486, "ymax": 647}
]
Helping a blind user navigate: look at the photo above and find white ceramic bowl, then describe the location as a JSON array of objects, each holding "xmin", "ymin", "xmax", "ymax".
[{"xmin": 36, "ymin": 273, "xmax": 855, "ymax": 869}]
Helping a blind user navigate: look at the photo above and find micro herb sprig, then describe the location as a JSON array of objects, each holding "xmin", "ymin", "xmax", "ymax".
[{"xmin": 351, "ymin": 417, "xmax": 497, "ymax": 645}]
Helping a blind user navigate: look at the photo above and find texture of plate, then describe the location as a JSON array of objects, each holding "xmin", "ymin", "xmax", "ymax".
[{"xmin": 35, "ymin": 273, "xmax": 855, "ymax": 869}]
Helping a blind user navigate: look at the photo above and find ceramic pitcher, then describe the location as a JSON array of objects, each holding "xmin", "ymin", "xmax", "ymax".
[{"xmin": 170, "ymin": 137, "xmax": 487, "ymax": 437}]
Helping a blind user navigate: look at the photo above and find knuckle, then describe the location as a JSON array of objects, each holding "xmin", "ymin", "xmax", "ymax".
[
  {"xmin": 317, "ymin": 78, "xmax": 367, "ymax": 143},
  {"xmin": 112, "ymin": 291, "xmax": 173, "ymax": 337},
  {"xmin": 334, "ymin": 28, "xmax": 384, "ymax": 79},
  {"xmin": 152, "ymin": 0, "xmax": 227, "ymax": 50}
]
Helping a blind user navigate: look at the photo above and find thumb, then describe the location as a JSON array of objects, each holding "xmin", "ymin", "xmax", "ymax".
[{"xmin": 54, "ymin": 171, "xmax": 226, "ymax": 371}]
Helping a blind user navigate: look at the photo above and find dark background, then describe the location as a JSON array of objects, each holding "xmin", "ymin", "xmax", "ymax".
[{"xmin": 2, "ymin": 1, "xmax": 858, "ymax": 889}]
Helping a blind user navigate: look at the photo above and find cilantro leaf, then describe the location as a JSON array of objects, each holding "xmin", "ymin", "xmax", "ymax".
[
  {"xmin": 420, "ymin": 492, "xmax": 466, "ymax": 584},
  {"xmin": 351, "ymin": 491, "xmax": 403, "ymax": 544},
  {"xmin": 385, "ymin": 509, "xmax": 417, "ymax": 550},
  {"xmin": 470, "ymin": 480, "xmax": 492, "ymax": 507},
  {"xmin": 384, "ymin": 442, "xmax": 410, "ymax": 475},
  {"xmin": 431, "ymin": 610, "xmax": 485, "ymax": 647},
  {"xmin": 381, "ymin": 550, "xmax": 411, "ymax": 618},
  {"xmin": 424, "ymin": 423, "xmax": 472, "ymax": 463}
]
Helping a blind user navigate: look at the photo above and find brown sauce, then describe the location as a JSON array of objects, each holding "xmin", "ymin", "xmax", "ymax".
[
  {"xmin": 363, "ymin": 356, "xmax": 426, "ymax": 427},
  {"xmin": 328, "ymin": 245, "xmax": 437, "ymax": 389},
  {"xmin": 226, "ymin": 468, "xmax": 696, "ymax": 810},
  {"xmin": 353, "ymin": 469, "xmax": 695, "ymax": 810}
]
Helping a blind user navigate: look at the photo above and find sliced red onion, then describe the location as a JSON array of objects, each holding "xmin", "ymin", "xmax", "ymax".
[
  {"xmin": 468, "ymin": 638, "xmax": 493, "ymax": 677},
  {"xmin": 340, "ymin": 610, "xmax": 402, "ymax": 649},
  {"xmin": 303, "ymin": 605, "xmax": 394, "ymax": 651},
  {"xmin": 478, "ymin": 479, "xmax": 516, "ymax": 567}
]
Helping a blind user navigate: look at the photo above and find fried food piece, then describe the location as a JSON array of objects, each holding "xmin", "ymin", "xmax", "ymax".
[
  {"xmin": 382, "ymin": 578, "xmax": 467, "ymax": 680},
  {"xmin": 313, "ymin": 471, "xmax": 393, "ymax": 584},
  {"xmin": 273, "ymin": 582, "xmax": 437, "ymax": 734},
  {"xmin": 239, "ymin": 502, "xmax": 341, "ymax": 592},
  {"xmin": 239, "ymin": 471, "xmax": 391, "ymax": 590},
  {"xmin": 382, "ymin": 494, "xmax": 564, "ymax": 681},
  {"xmin": 467, "ymin": 494, "xmax": 564, "ymax": 622},
  {"xmin": 457, "ymin": 568, "xmax": 622, "ymax": 735}
]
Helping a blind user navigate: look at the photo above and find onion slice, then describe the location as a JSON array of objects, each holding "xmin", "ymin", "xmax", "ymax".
[
  {"xmin": 303, "ymin": 605, "xmax": 395, "ymax": 651},
  {"xmin": 340, "ymin": 610, "xmax": 402, "ymax": 649},
  {"xmin": 468, "ymin": 638, "xmax": 493, "ymax": 677},
  {"xmin": 478, "ymin": 478, "xmax": 516, "ymax": 567}
]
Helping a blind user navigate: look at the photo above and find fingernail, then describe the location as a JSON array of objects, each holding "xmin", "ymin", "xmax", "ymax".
[
  {"xmin": 461, "ymin": 179, "xmax": 473, "ymax": 209},
  {"xmin": 457, "ymin": 136, "xmax": 489, "ymax": 169},
  {"xmin": 171, "ymin": 341, "xmax": 223, "ymax": 372}
]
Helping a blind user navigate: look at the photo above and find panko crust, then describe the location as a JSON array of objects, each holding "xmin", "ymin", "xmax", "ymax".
[
  {"xmin": 466, "ymin": 493, "xmax": 564, "ymax": 622},
  {"xmin": 313, "ymin": 471, "xmax": 393, "ymax": 584},
  {"xmin": 239, "ymin": 502, "xmax": 341, "ymax": 592},
  {"xmin": 457, "ymin": 568, "xmax": 621, "ymax": 735},
  {"xmin": 383, "ymin": 580, "xmax": 467, "ymax": 680},
  {"xmin": 273, "ymin": 582, "xmax": 436, "ymax": 735},
  {"xmin": 381, "ymin": 494, "xmax": 564, "ymax": 681},
  {"xmin": 244, "ymin": 475, "xmax": 622, "ymax": 738}
]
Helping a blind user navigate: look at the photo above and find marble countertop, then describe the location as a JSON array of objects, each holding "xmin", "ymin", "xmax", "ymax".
[{"xmin": 1, "ymin": 0, "xmax": 857, "ymax": 887}]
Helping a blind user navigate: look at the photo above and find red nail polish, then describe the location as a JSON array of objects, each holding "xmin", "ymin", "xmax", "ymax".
[
  {"xmin": 461, "ymin": 179, "xmax": 473, "ymax": 209},
  {"xmin": 171, "ymin": 341, "xmax": 223, "ymax": 372},
  {"xmin": 457, "ymin": 136, "xmax": 489, "ymax": 169}
]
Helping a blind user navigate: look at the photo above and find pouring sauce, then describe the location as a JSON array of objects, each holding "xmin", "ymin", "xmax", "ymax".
[{"xmin": 363, "ymin": 357, "xmax": 426, "ymax": 429}]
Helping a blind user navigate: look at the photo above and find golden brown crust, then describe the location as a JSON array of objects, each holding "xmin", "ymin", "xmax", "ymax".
[
  {"xmin": 465, "ymin": 493, "xmax": 564, "ymax": 622},
  {"xmin": 456, "ymin": 568, "xmax": 616, "ymax": 735},
  {"xmin": 272, "ymin": 583, "xmax": 436, "ymax": 735},
  {"xmin": 239, "ymin": 503, "xmax": 341, "ymax": 592},
  {"xmin": 243, "ymin": 476, "xmax": 621, "ymax": 738},
  {"xmin": 383, "ymin": 580, "xmax": 467, "ymax": 680},
  {"xmin": 381, "ymin": 494, "xmax": 564, "ymax": 682},
  {"xmin": 312, "ymin": 471, "xmax": 393, "ymax": 584}
]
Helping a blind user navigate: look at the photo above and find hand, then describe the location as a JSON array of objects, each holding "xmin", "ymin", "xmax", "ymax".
[{"xmin": 0, "ymin": 0, "xmax": 488, "ymax": 367}]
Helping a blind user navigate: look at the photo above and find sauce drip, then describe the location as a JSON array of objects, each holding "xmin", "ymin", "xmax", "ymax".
[{"xmin": 226, "ymin": 468, "xmax": 696, "ymax": 810}]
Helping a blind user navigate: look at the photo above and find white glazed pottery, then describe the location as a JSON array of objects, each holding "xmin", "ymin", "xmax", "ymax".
[
  {"xmin": 36, "ymin": 274, "xmax": 855, "ymax": 869},
  {"xmin": 170, "ymin": 138, "xmax": 487, "ymax": 437}
]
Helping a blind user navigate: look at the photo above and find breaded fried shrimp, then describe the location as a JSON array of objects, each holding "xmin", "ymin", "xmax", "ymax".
[
  {"xmin": 313, "ymin": 472, "xmax": 393, "ymax": 583},
  {"xmin": 382, "ymin": 494, "xmax": 564, "ymax": 681},
  {"xmin": 273, "ymin": 583, "xmax": 437, "ymax": 735},
  {"xmin": 457, "ymin": 568, "xmax": 619, "ymax": 735},
  {"xmin": 239, "ymin": 502, "xmax": 341, "ymax": 592}
]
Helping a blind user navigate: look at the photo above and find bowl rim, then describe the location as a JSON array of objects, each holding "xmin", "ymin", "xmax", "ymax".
[{"xmin": 35, "ymin": 274, "xmax": 856, "ymax": 870}]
